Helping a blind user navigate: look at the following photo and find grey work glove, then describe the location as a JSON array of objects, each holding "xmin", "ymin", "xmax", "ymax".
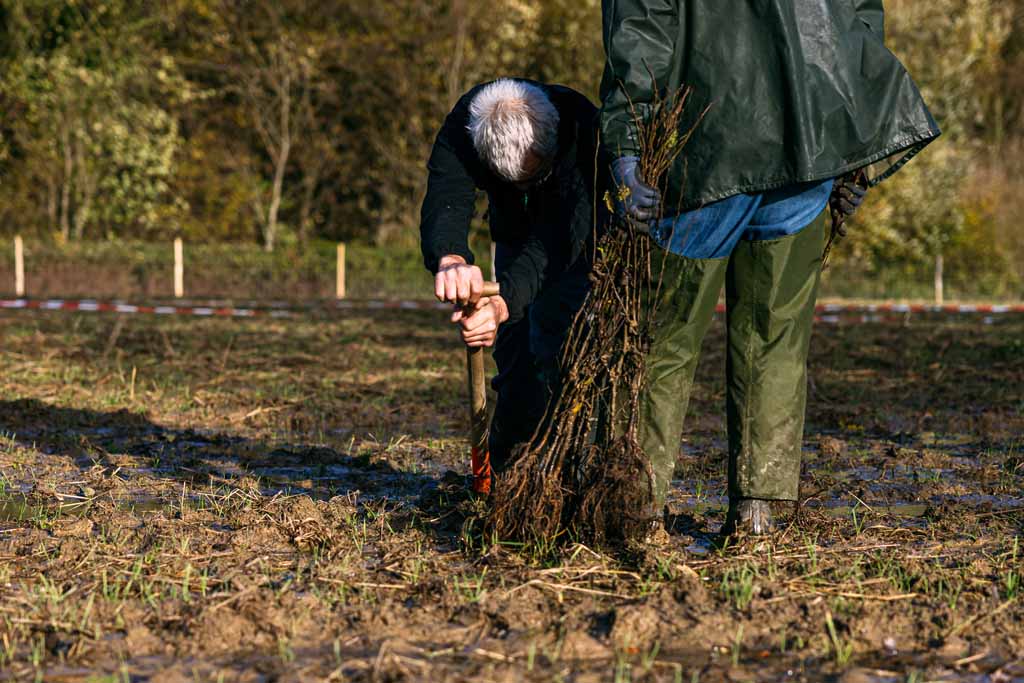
[
  {"xmin": 828, "ymin": 171, "xmax": 869, "ymax": 238},
  {"xmin": 612, "ymin": 156, "xmax": 660, "ymax": 221},
  {"xmin": 823, "ymin": 169, "xmax": 869, "ymax": 267}
]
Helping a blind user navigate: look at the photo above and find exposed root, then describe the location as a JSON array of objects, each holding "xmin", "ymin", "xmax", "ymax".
[{"xmin": 572, "ymin": 437, "xmax": 657, "ymax": 546}]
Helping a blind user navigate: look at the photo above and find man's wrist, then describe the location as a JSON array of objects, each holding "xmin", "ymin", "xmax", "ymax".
[
  {"xmin": 438, "ymin": 254, "xmax": 468, "ymax": 270},
  {"xmin": 491, "ymin": 295, "xmax": 510, "ymax": 324}
]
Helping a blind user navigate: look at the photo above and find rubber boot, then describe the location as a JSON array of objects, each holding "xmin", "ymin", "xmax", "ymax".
[
  {"xmin": 724, "ymin": 212, "xmax": 827, "ymax": 506},
  {"xmin": 637, "ymin": 250, "xmax": 729, "ymax": 508},
  {"xmin": 722, "ymin": 499, "xmax": 774, "ymax": 536}
]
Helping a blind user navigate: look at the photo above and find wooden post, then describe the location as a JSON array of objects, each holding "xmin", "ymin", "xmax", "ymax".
[
  {"xmin": 174, "ymin": 238, "xmax": 184, "ymax": 299},
  {"xmin": 336, "ymin": 243, "xmax": 346, "ymax": 299},
  {"xmin": 490, "ymin": 241, "xmax": 497, "ymax": 282},
  {"xmin": 14, "ymin": 235, "xmax": 24, "ymax": 297},
  {"xmin": 934, "ymin": 253, "xmax": 944, "ymax": 306}
]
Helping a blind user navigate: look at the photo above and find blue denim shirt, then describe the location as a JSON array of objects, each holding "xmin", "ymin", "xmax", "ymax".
[{"xmin": 653, "ymin": 179, "xmax": 833, "ymax": 259}]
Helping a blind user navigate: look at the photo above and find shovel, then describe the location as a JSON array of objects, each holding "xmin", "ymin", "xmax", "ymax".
[{"xmin": 466, "ymin": 281, "xmax": 500, "ymax": 495}]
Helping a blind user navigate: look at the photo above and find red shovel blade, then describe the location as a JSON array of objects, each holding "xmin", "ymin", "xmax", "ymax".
[{"xmin": 471, "ymin": 446, "xmax": 492, "ymax": 495}]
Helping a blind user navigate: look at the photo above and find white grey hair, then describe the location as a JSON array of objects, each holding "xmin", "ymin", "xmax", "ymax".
[{"xmin": 468, "ymin": 79, "xmax": 560, "ymax": 182}]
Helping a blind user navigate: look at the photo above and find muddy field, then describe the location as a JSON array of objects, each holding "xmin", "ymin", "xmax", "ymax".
[{"xmin": 0, "ymin": 307, "xmax": 1021, "ymax": 682}]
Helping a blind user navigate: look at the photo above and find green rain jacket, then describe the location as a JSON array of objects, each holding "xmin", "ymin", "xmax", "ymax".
[{"xmin": 600, "ymin": 0, "xmax": 941, "ymax": 210}]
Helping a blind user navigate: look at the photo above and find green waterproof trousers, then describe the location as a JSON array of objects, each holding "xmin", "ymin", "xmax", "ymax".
[{"xmin": 639, "ymin": 212, "xmax": 827, "ymax": 506}]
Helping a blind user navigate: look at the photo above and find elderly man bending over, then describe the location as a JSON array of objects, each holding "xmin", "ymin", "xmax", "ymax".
[{"xmin": 420, "ymin": 79, "xmax": 608, "ymax": 487}]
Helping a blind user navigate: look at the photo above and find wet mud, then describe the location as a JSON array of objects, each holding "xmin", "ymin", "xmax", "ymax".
[{"xmin": 0, "ymin": 310, "xmax": 1021, "ymax": 681}]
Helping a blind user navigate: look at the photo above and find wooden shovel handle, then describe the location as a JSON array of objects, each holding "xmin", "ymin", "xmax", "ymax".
[{"xmin": 467, "ymin": 282, "xmax": 501, "ymax": 450}]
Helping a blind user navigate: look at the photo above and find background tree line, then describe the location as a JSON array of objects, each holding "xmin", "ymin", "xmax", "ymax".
[{"xmin": 0, "ymin": 0, "xmax": 1022, "ymax": 295}]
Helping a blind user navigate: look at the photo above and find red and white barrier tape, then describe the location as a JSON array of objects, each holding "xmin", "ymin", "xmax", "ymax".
[
  {"xmin": 1, "ymin": 298, "xmax": 1021, "ymax": 324},
  {"xmin": 0, "ymin": 298, "xmax": 461, "ymax": 318},
  {"xmin": 0, "ymin": 298, "xmax": 296, "ymax": 318},
  {"xmin": 816, "ymin": 302, "xmax": 1024, "ymax": 315}
]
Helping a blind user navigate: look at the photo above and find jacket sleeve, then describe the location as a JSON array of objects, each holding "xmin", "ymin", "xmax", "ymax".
[
  {"xmin": 852, "ymin": 0, "xmax": 885, "ymax": 40},
  {"xmin": 599, "ymin": 0, "xmax": 680, "ymax": 157},
  {"xmin": 420, "ymin": 108, "xmax": 478, "ymax": 274}
]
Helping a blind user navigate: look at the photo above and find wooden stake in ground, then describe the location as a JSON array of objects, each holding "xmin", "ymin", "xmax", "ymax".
[
  {"xmin": 174, "ymin": 238, "xmax": 184, "ymax": 299},
  {"xmin": 337, "ymin": 243, "xmax": 347, "ymax": 299},
  {"xmin": 14, "ymin": 235, "xmax": 25, "ymax": 297}
]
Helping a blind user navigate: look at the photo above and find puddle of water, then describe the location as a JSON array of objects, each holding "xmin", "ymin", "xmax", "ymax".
[
  {"xmin": 0, "ymin": 493, "xmax": 183, "ymax": 522},
  {"xmin": 684, "ymin": 539, "xmax": 713, "ymax": 555},
  {"xmin": 815, "ymin": 495, "xmax": 1024, "ymax": 517},
  {"xmin": 954, "ymin": 493, "xmax": 1024, "ymax": 508},
  {"xmin": 0, "ymin": 495, "xmax": 101, "ymax": 522},
  {"xmin": 118, "ymin": 497, "xmax": 174, "ymax": 513},
  {"xmin": 249, "ymin": 465, "xmax": 356, "ymax": 479},
  {"xmin": 675, "ymin": 502, "xmax": 727, "ymax": 517},
  {"xmin": 821, "ymin": 503, "xmax": 930, "ymax": 518}
]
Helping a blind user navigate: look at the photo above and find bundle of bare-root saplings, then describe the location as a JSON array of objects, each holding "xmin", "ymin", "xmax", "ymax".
[{"xmin": 489, "ymin": 87, "xmax": 701, "ymax": 547}]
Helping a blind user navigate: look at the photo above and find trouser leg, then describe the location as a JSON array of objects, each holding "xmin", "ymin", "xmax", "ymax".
[
  {"xmin": 488, "ymin": 316, "xmax": 544, "ymax": 475},
  {"xmin": 526, "ymin": 261, "xmax": 591, "ymax": 388},
  {"xmin": 725, "ymin": 212, "xmax": 827, "ymax": 502},
  {"xmin": 638, "ymin": 251, "xmax": 729, "ymax": 507}
]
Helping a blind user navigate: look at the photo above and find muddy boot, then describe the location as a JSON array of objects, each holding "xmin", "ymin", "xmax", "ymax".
[
  {"xmin": 724, "ymin": 212, "xmax": 827, "ymax": 504},
  {"xmin": 722, "ymin": 498, "xmax": 774, "ymax": 536},
  {"xmin": 643, "ymin": 504, "xmax": 671, "ymax": 546}
]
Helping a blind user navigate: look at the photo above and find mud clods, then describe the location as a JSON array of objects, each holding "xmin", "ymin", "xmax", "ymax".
[{"xmin": 0, "ymin": 309, "xmax": 1022, "ymax": 681}]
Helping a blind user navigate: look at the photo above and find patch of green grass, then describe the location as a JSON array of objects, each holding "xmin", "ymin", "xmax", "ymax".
[
  {"xmin": 720, "ymin": 564, "xmax": 757, "ymax": 611},
  {"xmin": 824, "ymin": 610, "xmax": 854, "ymax": 667},
  {"xmin": 454, "ymin": 568, "xmax": 488, "ymax": 603},
  {"xmin": 1004, "ymin": 537, "xmax": 1020, "ymax": 600}
]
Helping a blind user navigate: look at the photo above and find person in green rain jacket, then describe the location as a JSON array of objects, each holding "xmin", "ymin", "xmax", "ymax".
[{"xmin": 600, "ymin": 0, "xmax": 940, "ymax": 535}]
